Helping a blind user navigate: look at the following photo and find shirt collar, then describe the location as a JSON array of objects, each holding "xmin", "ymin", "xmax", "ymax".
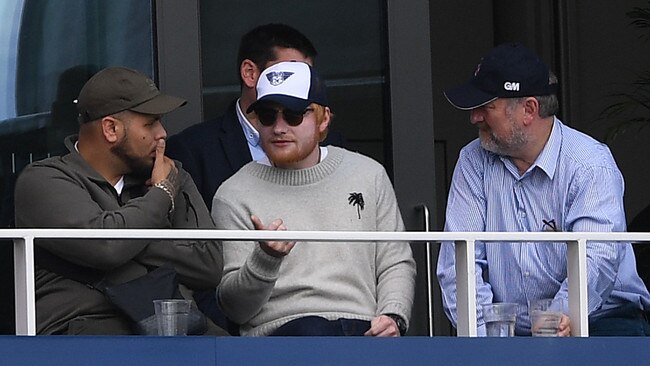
[
  {"xmin": 236, "ymin": 98, "xmax": 260, "ymax": 147},
  {"xmin": 530, "ymin": 117, "xmax": 562, "ymax": 179},
  {"xmin": 114, "ymin": 176, "xmax": 125, "ymax": 195}
]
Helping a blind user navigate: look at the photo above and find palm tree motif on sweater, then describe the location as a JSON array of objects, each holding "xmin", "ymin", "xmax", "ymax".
[{"xmin": 348, "ymin": 192, "xmax": 365, "ymax": 219}]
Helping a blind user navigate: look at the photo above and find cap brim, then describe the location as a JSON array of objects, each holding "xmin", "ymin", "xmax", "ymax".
[
  {"xmin": 444, "ymin": 82, "xmax": 497, "ymax": 110},
  {"xmin": 129, "ymin": 94, "xmax": 187, "ymax": 115},
  {"xmin": 247, "ymin": 95, "xmax": 311, "ymax": 113}
]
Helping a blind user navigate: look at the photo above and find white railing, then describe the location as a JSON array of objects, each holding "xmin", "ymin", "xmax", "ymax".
[{"xmin": 5, "ymin": 229, "xmax": 650, "ymax": 337}]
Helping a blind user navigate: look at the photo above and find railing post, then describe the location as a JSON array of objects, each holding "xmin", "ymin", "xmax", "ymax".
[
  {"xmin": 417, "ymin": 204, "xmax": 434, "ymax": 337},
  {"xmin": 14, "ymin": 236, "xmax": 36, "ymax": 336},
  {"xmin": 566, "ymin": 239, "xmax": 589, "ymax": 336},
  {"xmin": 455, "ymin": 239, "xmax": 477, "ymax": 336}
]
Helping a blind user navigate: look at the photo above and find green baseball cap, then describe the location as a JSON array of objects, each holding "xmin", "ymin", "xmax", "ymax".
[{"xmin": 76, "ymin": 67, "xmax": 186, "ymax": 123}]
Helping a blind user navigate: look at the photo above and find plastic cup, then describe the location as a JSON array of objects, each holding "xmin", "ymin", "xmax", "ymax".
[
  {"xmin": 153, "ymin": 299, "xmax": 192, "ymax": 336},
  {"xmin": 482, "ymin": 303, "xmax": 517, "ymax": 337},
  {"xmin": 529, "ymin": 298, "xmax": 562, "ymax": 337}
]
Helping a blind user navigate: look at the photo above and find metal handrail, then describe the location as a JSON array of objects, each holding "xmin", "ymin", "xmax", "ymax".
[{"xmin": 6, "ymin": 229, "xmax": 650, "ymax": 336}]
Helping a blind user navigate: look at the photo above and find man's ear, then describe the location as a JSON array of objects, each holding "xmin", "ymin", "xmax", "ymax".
[
  {"xmin": 522, "ymin": 97, "xmax": 540, "ymax": 125},
  {"xmin": 319, "ymin": 107, "xmax": 331, "ymax": 132},
  {"xmin": 100, "ymin": 116, "xmax": 121, "ymax": 143},
  {"xmin": 240, "ymin": 59, "xmax": 260, "ymax": 89}
]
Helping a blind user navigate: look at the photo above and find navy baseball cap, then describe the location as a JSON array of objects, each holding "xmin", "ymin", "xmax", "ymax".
[
  {"xmin": 247, "ymin": 61, "xmax": 328, "ymax": 113},
  {"xmin": 444, "ymin": 42, "xmax": 557, "ymax": 110}
]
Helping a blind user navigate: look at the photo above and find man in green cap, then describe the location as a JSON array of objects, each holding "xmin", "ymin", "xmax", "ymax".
[{"xmin": 14, "ymin": 67, "xmax": 225, "ymax": 335}]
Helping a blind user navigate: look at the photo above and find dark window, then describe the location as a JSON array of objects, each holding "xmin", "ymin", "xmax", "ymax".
[
  {"xmin": 199, "ymin": 0, "xmax": 389, "ymax": 164},
  {"xmin": 0, "ymin": 0, "xmax": 154, "ymax": 334}
]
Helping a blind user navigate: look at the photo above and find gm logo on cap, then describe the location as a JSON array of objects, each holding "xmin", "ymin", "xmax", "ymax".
[{"xmin": 504, "ymin": 81, "xmax": 520, "ymax": 91}]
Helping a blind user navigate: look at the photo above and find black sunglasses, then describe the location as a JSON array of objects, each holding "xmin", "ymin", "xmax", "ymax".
[{"xmin": 255, "ymin": 106, "xmax": 313, "ymax": 127}]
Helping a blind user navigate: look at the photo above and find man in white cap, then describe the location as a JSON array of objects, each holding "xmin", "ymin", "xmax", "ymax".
[
  {"xmin": 212, "ymin": 61, "xmax": 416, "ymax": 336},
  {"xmin": 436, "ymin": 43, "xmax": 650, "ymax": 336},
  {"xmin": 15, "ymin": 67, "xmax": 225, "ymax": 335}
]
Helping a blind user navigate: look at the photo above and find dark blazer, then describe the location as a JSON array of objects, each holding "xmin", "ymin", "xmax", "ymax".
[{"xmin": 167, "ymin": 102, "xmax": 252, "ymax": 209}]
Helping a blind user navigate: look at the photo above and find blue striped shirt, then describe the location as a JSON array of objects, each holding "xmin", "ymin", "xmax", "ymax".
[{"xmin": 437, "ymin": 118, "xmax": 650, "ymax": 335}]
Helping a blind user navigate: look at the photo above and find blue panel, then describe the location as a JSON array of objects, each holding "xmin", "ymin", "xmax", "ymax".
[
  {"xmin": 2, "ymin": 336, "xmax": 650, "ymax": 366},
  {"xmin": 0, "ymin": 336, "xmax": 216, "ymax": 366}
]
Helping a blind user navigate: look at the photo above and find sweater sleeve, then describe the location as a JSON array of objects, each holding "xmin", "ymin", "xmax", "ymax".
[
  {"xmin": 14, "ymin": 163, "xmax": 167, "ymax": 270},
  {"xmin": 212, "ymin": 194, "xmax": 283, "ymax": 324},
  {"xmin": 373, "ymin": 168, "xmax": 417, "ymax": 327}
]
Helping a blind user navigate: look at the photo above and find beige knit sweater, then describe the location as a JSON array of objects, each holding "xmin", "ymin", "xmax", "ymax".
[{"xmin": 212, "ymin": 146, "xmax": 416, "ymax": 336}]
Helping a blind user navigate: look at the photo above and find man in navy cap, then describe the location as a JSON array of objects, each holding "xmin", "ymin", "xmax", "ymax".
[
  {"xmin": 212, "ymin": 61, "xmax": 416, "ymax": 336},
  {"xmin": 436, "ymin": 43, "xmax": 650, "ymax": 336}
]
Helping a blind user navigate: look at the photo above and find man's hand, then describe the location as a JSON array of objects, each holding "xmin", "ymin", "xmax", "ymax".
[
  {"xmin": 149, "ymin": 138, "xmax": 178, "ymax": 187},
  {"xmin": 558, "ymin": 314, "xmax": 571, "ymax": 336},
  {"xmin": 251, "ymin": 215, "xmax": 296, "ymax": 257},
  {"xmin": 364, "ymin": 315, "xmax": 400, "ymax": 337}
]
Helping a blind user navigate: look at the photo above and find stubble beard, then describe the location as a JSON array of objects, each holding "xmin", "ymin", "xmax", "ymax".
[
  {"xmin": 264, "ymin": 131, "xmax": 320, "ymax": 168},
  {"xmin": 110, "ymin": 133, "xmax": 154, "ymax": 179}
]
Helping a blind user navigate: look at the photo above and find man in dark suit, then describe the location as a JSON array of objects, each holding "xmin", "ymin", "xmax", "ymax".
[
  {"xmin": 167, "ymin": 24, "xmax": 318, "ymax": 208},
  {"xmin": 166, "ymin": 24, "xmax": 320, "ymax": 334}
]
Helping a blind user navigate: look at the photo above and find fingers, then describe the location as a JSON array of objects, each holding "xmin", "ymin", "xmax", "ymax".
[
  {"xmin": 251, "ymin": 215, "xmax": 264, "ymax": 230},
  {"xmin": 364, "ymin": 315, "xmax": 399, "ymax": 337},
  {"xmin": 268, "ymin": 220, "xmax": 296, "ymax": 249},
  {"xmin": 259, "ymin": 240, "xmax": 295, "ymax": 258},
  {"xmin": 153, "ymin": 139, "xmax": 165, "ymax": 170},
  {"xmin": 251, "ymin": 215, "xmax": 296, "ymax": 257},
  {"xmin": 283, "ymin": 241, "xmax": 297, "ymax": 251},
  {"xmin": 156, "ymin": 138, "xmax": 166, "ymax": 158},
  {"xmin": 250, "ymin": 215, "xmax": 286, "ymax": 231},
  {"xmin": 151, "ymin": 139, "xmax": 175, "ymax": 185},
  {"xmin": 558, "ymin": 315, "xmax": 571, "ymax": 337},
  {"xmin": 267, "ymin": 218, "xmax": 285, "ymax": 231}
]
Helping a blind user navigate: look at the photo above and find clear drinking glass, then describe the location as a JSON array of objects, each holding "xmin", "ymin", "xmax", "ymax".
[
  {"xmin": 482, "ymin": 302, "xmax": 518, "ymax": 337},
  {"xmin": 529, "ymin": 298, "xmax": 563, "ymax": 337},
  {"xmin": 153, "ymin": 299, "xmax": 192, "ymax": 336}
]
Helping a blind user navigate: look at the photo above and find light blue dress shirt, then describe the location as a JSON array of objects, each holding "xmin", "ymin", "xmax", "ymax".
[
  {"xmin": 437, "ymin": 117, "xmax": 650, "ymax": 335},
  {"xmin": 236, "ymin": 99, "xmax": 267, "ymax": 162}
]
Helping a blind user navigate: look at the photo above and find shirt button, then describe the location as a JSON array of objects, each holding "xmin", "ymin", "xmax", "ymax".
[{"xmin": 524, "ymin": 271, "xmax": 530, "ymax": 276}]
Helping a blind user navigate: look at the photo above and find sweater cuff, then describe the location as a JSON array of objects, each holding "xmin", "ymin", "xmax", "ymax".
[
  {"xmin": 246, "ymin": 245, "xmax": 283, "ymax": 280},
  {"xmin": 378, "ymin": 302, "xmax": 411, "ymax": 329}
]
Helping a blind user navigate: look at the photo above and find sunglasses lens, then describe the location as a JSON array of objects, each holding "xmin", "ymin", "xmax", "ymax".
[
  {"xmin": 255, "ymin": 107, "xmax": 306, "ymax": 127},
  {"xmin": 256, "ymin": 108, "xmax": 277, "ymax": 126},
  {"xmin": 282, "ymin": 109, "xmax": 304, "ymax": 126}
]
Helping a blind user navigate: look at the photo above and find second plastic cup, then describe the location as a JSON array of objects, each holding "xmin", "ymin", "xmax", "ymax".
[
  {"xmin": 529, "ymin": 298, "xmax": 563, "ymax": 337},
  {"xmin": 482, "ymin": 302, "xmax": 518, "ymax": 337},
  {"xmin": 153, "ymin": 299, "xmax": 192, "ymax": 336}
]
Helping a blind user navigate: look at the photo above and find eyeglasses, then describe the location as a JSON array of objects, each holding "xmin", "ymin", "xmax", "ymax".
[{"xmin": 255, "ymin": 106, "xmax": 313, "ymax": 127}]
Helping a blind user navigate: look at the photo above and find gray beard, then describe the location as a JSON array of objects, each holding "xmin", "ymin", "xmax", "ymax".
[{"xmin": 480, "ymin": 123, "xmax": 528, "ymax": 156}]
